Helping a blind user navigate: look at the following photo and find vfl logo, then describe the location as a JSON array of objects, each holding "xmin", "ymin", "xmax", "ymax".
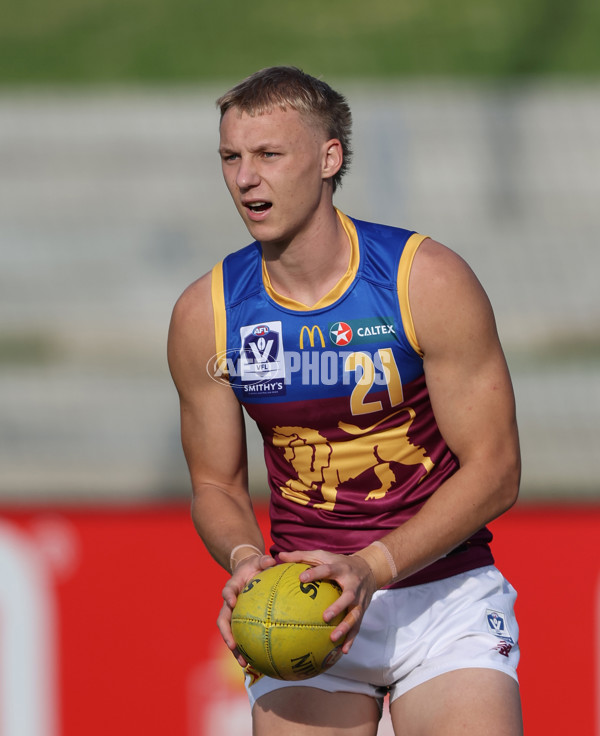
[
  {"xmin": 487, "ymin": 610, "xmax": 511, "ymax": 639},
  {"xmin": 206, "ymin": 321, "xmax": 286, "ymax": 397},
  {"xmin": 238, "ymin": 321, "xmax": 286, "ymax": 396},
  {"xmin": 299, "ymin": 325, "xmax": 325, "ymax": 349},
  {"xmin": 244, "ymin": 325, "xmax": 279, "ymax": 368},
  {"xmin": 329, "ymin": 322, "xmax": 353, "ymax": 346}
]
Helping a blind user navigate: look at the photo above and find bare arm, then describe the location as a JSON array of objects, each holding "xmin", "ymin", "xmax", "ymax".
[
  {"xmin": 377, "ymin": 238, "xmax": 520, "ymax": 576},
  {"xmin": 168, "ymin": 272, "xmax": 276, "ymax": 663},
  {"xmin": 168, "ymin": 272, "xmax": 264, "ymax": 568},
  {"xmin": 283, "ymin": 238, "xmax": 520, "ymax": 648}
]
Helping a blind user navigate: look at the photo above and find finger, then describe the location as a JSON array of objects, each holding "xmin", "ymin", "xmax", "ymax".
[
  {"xmin": 217, "ymin": 602, "xmax": 249, "ymax": 666},
  {"xmin": 340, "ymin": 629, "xmax": 359, "ymax": 655},
  {"xmin": 223, "ymin": 556, "xmax": 273, "ymax": 608},
  {"xmin": 217, "ymin": 617, "xmax": 236, "ymax": 652},
  {"xmin": 279, "ymin": 549, "xmax": 331, "ymax": 568},
  {"xmin": 231, "ymin": 646, "xmax": 248, "ymax": 668},
  {"xmin": 330, "ymin": 606, "xmax": 361, "ymax": 650},
  {"xmin": 278, "ymin": 549, "xmax": 308, "ymax": 562},
  {"xmin": 221, "ymin": 580, "xmax": 239, "ymax": 608},
  {"xmin": 298, "ymin": 562, "xmax": 335, "ymax": 583},
  {"xmin": 217, "ymin": 596, "xmax": 236, "ymax": 630},
  {"xmin": 322, "ymin": 587, "xmax": 355, "ymax": 623}
]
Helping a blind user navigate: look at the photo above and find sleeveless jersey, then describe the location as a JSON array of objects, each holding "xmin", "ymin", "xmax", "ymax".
[{"xmin": 211, "ymin": 210, "xmax": 493, "ymax": 587}]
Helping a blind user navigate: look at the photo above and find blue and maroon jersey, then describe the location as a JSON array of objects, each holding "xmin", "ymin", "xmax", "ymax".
[{"xmin": 211, "ymin": 210, "xmax": 493, "ymax": 587}]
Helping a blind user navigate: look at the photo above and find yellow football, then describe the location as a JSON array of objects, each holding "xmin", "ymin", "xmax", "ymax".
[{"xmin": 231, "ymin": 562, "xmax": 346, "ymax": 680}]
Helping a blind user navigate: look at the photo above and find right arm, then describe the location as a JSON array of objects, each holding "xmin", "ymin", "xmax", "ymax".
[{"xmin": 167, "ymin": 272, "xmax": 275, "ymax": 659}]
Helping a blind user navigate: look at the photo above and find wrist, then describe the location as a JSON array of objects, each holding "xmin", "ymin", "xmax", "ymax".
[
  {"xmin": 229, "ymin": 543, "xmax": 263, "ymax": 573},
  {"xmin": 352, "ymin": 540, "xmax": 397, "ymax": 589}
]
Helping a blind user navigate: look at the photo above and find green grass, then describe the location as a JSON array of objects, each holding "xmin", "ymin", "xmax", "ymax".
[
  {"xmin": 0, "ymin": 332, "xmax": 58, "ymax": 366},
  {"xmin": 3, "ymin": 0, "xmax": 600, "ymax": 85},
  {"xmin": 509, "ymin": 331, "xmax": 600, "ymax": 370}
]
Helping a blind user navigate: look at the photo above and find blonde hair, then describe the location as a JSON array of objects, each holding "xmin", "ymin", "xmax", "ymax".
[{"xmin": 217, "ymin": 66, "xmax": 352, "ymax": 191}]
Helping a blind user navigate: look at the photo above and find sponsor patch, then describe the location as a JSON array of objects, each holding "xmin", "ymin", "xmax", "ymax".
[
  {"xmin": 328, "ymin": 317, "xmax": 396, "ymax": 346},
  {"xmin": 486, "ymin": 609, "xmax": 513, "ymax": 643},
  {"xmin": 494, "ymin": 640, "xmax": 514, "ymax": 658},
  {"xmin": 299, "ymin": 324, "xmax": 326, "ymax": 349},
  {"xmin": 329, "ymin": 321, "xmax": 353, "ymax": 346},
  {"xmin": 239, "ymin": 321, "xmax": 286, "ymax": 397}
]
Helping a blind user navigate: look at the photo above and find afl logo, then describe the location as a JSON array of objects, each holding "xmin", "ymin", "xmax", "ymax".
[
  {"xmin": 253, "ymin": 325, "xmax": 270, "ymax": 337},
  {"xmin": 329, "ymin": 321, "xmax": 353, "ymax": 346}
]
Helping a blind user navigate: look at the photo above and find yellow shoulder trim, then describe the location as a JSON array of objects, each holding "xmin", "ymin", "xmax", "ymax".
[
  {"xmin": 211, "ymin": 261, "xmax": 228, "ymax": 368},
  {"xmin": 397, "ymin": 234, "xmax": 427, "ymax": 357},
  {"xmin": 261, "ymin": 209, "xmax": 360, "ymax": 311}
]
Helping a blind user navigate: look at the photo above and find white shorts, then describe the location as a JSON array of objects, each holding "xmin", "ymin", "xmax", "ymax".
[{"xmin": 245, "ymin": 565, "xmax": 519, "ymax": 710}]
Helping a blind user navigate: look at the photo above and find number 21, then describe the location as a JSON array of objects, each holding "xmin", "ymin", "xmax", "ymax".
[{"xmin": 345, "ymin": 348, "xmax": 404, "ymax": 416}]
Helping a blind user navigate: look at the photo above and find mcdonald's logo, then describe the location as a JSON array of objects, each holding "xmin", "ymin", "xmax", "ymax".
[{"xmin": 299, "ymin": 325, "xmax": 325, "ymax": 349}]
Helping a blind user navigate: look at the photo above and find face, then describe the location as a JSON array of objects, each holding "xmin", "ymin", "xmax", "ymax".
[{"xmin": 218, "ymin": 106, "xmax": 339, "ymax": 246}]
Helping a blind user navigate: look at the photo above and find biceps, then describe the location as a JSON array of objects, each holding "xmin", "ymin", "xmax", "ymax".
[
  {"xmin": 180, "ymin": 387, "xmax": 248, "ymax": 491},
  {"xmin": 425, "ymin": 344, "xmax": 518, "ymax": 464}
]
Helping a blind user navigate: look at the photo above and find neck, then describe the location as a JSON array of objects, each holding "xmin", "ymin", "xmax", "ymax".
[{"xmin": 261, "ymin": 208, "xmax": 350, "ymax": 307}]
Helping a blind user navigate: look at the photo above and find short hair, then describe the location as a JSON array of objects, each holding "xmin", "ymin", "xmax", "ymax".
[{"xmin": 216, "ymin": 66, "xmax": 352, "ymax": 191}]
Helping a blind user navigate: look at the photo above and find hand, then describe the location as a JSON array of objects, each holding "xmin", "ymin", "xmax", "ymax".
[
  {"xmin": 217, "ymin": 553, "xmax": 276, "ymax": 666},
  {"xmin": 278, "ymin": 549, "xmax": 378, "ymax": 654}
]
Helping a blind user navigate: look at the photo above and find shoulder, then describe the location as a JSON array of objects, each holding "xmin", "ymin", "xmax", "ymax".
[
  {"xmin": 411, "ymin": 238, "xmax": 478, "ymax": 284},
  {"xmin": 170, "ymin": 270, "xmax": 214, "ymax": 333},
  {"xmin": 167, "ymin": 270, "xmax": 217, "ymax": 386},
  {"xmin": 411, "ymin": 238, "xmax": 491, "ymax": 305},
  {"xmin": 409, "ymin": 239, "xmax": 497, "ymax": 355}
]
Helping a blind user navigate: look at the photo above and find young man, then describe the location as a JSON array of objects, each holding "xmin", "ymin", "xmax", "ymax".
[{"xmin": 168, "ymin": 66, "xmax": 523, "ymax": 735}]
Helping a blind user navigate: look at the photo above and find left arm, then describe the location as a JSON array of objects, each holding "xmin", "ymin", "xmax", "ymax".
[
  {"xmin": 282, "ymin": 238, "xmax": 520, "ymax": 648},
  {"xmin": 369, "ymin": 238, "xmax": 520, "ymax": 577}
]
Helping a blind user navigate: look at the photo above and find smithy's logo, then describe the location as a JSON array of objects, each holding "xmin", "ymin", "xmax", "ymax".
[{"xmin": 329, "ymin": 322, "xmax": 353, "ymax": 346}]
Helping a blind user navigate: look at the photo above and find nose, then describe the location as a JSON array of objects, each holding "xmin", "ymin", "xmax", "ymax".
[{"xmin": 236, "ymin": 156, "xmax": 260, "ymax": 190}]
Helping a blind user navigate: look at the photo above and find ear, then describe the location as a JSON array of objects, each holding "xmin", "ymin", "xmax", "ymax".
[{"xmin": 321, "ymin": 139, "xmax": 343, "ymax": 181}]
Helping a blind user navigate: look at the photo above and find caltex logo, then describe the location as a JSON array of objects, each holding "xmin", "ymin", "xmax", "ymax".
[{"xmin": 329, "ymin": 321, "xmax": 353, "ymax": 346}]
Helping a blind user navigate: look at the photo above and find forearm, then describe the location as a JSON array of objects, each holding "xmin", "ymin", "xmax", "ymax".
[
  {"xmin": 191, "ymin": 482, "xmax": 265, "ymax": 573},
  {"xmin": 356, "ymin": 456, "xmax": 520, "ymax": 587}
]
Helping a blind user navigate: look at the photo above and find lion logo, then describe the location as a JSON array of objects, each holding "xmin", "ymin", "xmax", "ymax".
[{"xmin": 272, "ymin": 408, "xmax": 434, "ymax": 511}]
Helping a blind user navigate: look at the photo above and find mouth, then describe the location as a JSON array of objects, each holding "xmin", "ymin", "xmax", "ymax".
[{"xmin": 244, "ymin": 201, "xmax": 272, "ymax": 216}]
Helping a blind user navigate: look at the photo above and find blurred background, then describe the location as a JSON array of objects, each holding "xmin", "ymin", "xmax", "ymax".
[
  {"xmin": 2, "ymin": 0, "xmax": 599, "ymax": 503},
  {"xmin": 1, "ymin": 1, "xmax": 599, "ymax": 735}
]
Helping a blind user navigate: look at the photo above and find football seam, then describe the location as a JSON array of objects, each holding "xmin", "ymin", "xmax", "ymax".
[
  {"xmin": 231, "ymin": 619, "xmax": 335, "ymax": 629},
  {"xmin": 234, "ymin": 563, "xmax": 343, "ymax": 679},
  {"xmin": 265, "ymin": 564, "xmax": 287, "ymax": 678}
]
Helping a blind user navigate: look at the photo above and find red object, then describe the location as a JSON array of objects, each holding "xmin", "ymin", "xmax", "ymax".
[
  {"xmin": 490, "ymin": 505, "xmax": 600, "ymax": 736},
  {"xmin": 0, "ymin": 503, "xmax": 598, "ymax": 736}
]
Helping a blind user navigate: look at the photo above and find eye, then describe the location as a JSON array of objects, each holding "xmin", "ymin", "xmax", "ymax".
[
  {"xmin": 221, "ymin": 152, "xmax": 239, "ymax": 163},
  {"xmin": 262, "ymin": 151, "xmax": 279, "ymax": 159}
]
